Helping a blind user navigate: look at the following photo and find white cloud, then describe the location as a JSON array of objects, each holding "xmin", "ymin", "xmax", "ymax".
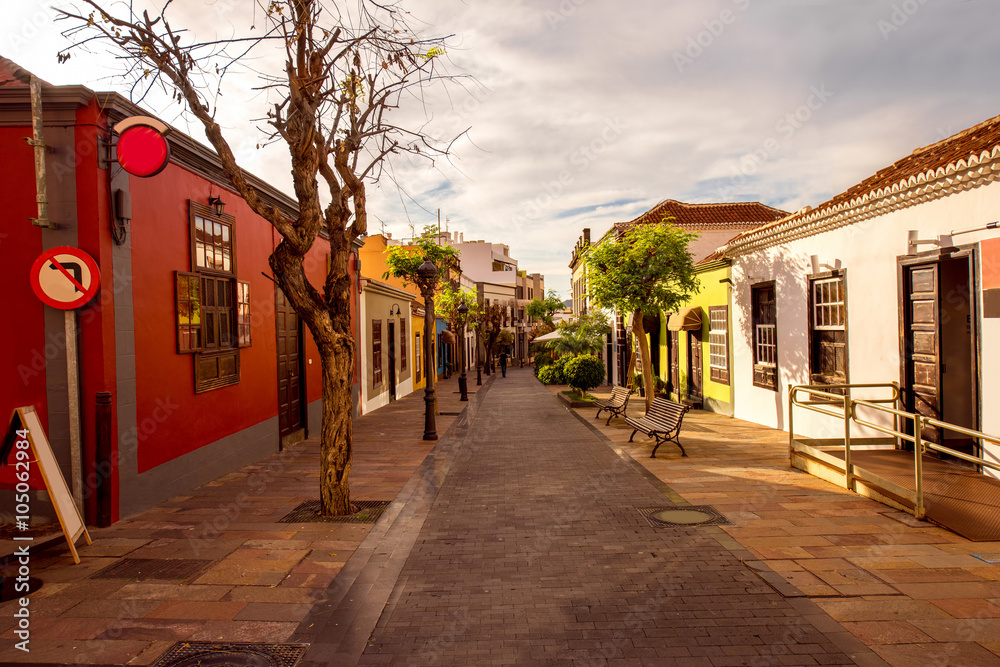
[{"xmin": 7, "ymin": 0, "xmax": 1000, "ymax": 298}]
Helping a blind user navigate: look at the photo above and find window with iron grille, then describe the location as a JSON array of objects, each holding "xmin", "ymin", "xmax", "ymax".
[
  {"xmin": 809, "ymin": 274, "xmax": 848, "ymax": 384},
  {"xmin": 751, "ymin": 282, "xmax": 777, "ymax": 390},
  {"xmin": 372, "ymin": 319, "xmax": 383, "ymax": 386},
  {"xmin": 708, "ymin": 306, "xmax": 729, "ymax": 384},
  {"xmin": 175, "ymin": 201, "xmax": 246, "ymax": 392}
]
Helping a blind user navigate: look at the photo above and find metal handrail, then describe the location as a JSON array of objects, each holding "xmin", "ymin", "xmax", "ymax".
[{"xmin": 791, "ymin": 382, "xmax": 1000, "ymax": 520}]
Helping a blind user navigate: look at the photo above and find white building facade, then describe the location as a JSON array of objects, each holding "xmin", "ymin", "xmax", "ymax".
[{"xmin": 720, "ymin": 114, "xmax": 1000, "ymax": 474}]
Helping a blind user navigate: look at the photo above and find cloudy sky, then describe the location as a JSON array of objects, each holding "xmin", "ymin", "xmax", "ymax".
[{"xmin": 7, "ymin": 0, "xmax": 1000, "ymax": 299}]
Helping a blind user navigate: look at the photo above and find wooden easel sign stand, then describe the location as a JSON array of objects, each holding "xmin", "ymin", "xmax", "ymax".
[{"xmin": 3, "ymin": 406, "xmax": 92, "ymax": 564}]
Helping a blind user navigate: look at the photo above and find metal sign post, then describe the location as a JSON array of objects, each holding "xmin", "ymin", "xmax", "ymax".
[{"xmin": 30, "ymin": 246, "xmax": 101, "ymax": 512}]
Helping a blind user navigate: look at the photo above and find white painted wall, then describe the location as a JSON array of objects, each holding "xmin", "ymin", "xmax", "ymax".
[{"xmin": 730, "ymin": 180, "xmax": 1000, "ymax": 473}]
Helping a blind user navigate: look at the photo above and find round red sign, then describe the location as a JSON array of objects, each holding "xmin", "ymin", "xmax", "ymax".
[
  {"xmin": 116, "ymin": 124, "xmax": 170, "ymax": 177},
  {"xmin": 30, "ymin": 247, "xmax": 102, "ymax": 310}
]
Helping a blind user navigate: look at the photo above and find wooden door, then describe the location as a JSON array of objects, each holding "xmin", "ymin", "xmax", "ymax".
[
  {"xmin": 687, "ymin": 330, "xmax": 703, "ymax": 404},
  {"xmin": 903, "ymin": 264, "xmax": 941, "ymax": 444},
  {"xmin": 276, "ymin": 288, "xmax": 304, "ymax": 443}
]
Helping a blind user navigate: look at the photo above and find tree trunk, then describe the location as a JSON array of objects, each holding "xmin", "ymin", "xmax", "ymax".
[
  {"xmin": 632, "ymin": 309, "xmax": 655, "ymax": 411},
  {"xmin": 270, "ymin": 236, "xmax": 356, "ymax": 517},
  {"xmin": 625, "ymin": 312, "xmax": 637, "ymax": 390},
  {"xmin": 319, "ymin": 338, "xmax": 355, "ymax": 516}
]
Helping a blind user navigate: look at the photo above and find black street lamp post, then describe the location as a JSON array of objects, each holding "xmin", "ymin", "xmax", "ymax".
[
  {"xmin": 457, "ymin": 302, "xmax": 469, "ymax": 401},
  {"xmin": 417, "ymin": 257, "xmax": 438, "ymax": 441}
]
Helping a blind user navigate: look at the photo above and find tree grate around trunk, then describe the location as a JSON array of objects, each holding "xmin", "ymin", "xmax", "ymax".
[
  {"xmin": 89, "ymin": 558, "xmax": 215, "ymax": 582},
  {"xmin": 149, "ymin": 641, "xmax": 308, "ymax": 667},
  {"xmin": 638, "ymin": 505, "xmax": 732, "ymax": 528},
  {"xmin": 278, "ymin": 499, "xmax": 391, "ymax": 524}
]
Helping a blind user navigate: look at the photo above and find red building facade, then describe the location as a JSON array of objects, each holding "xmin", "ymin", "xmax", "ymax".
[{"xmin": 1, "ymin": 58, "xmax": 360, "ymax": 524}]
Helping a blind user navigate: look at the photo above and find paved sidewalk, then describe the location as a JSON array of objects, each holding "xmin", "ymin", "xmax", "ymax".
[
  {"xmin": 306, "ymin": 370, "xmax": 867, "ymax": 665},
  {"xmin": 565, "ymin": 384, "xmax": 1000, "ymax": 667},
  {"xmin": 0, "ymin": 371, "xmax": 481, "ymax": 666}
]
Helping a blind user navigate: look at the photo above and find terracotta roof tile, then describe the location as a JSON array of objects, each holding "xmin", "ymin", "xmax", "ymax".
[
  {"xmin": 614, "ymin": 199, "xmax": 787, "ymax": 235},
  {"xmin": 0, "ymin": 57, "xmax": 43, "ymax": 88}
]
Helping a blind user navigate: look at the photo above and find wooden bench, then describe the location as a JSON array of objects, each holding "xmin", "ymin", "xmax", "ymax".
[
  {"xmin": 625, "ymin": 397, "xmax": 690, "ymax": 458},
  {"xmin": 594, "ymin": 387, "xmax": 632, "ymax": 425}
]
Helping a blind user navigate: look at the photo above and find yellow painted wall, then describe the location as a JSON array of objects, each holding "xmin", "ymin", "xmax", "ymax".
[{"xmin": 658, "ymin": 262, "xmax": 733, "ymax": 412}]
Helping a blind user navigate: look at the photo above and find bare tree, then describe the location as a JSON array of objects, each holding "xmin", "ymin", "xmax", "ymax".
[{"xmin": 58, "ymin": 0, "xmax": 461, "ymax": 515}]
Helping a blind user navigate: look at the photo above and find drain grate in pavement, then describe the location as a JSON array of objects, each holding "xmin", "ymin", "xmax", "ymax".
[
  {"xmin": 89, "ymin": 558, "xmax": 214, "ymax": 582},
  {"xmin": 638, "ymin": 505, "xmax": 731, "ymax": 528},
  {"xmin": 150, "ymin": 641, "xmax": 308, "ymax": 667},
  {"xmin": 278, "ymin": 499, "xmax": 390, "ymax": 524},
  {"xmin": 972, "ymin": 553, "xmax": 1000, "ymax": 563}
]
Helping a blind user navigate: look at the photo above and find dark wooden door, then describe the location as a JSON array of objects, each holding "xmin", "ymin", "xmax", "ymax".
[
  {"xmin": 687, "ymin": 329, "xmax": 703, "ymax": 404},
  {"xmin": 388, "ymin": 322, "xmax": 397, "ymax": 400},
  {"xmin": 903, "ymin": 264, "xmax": 941, "ymax": 444},
  {"xmin": 276, "ymin": 288, "xmax": 304, "ymax": 443}
]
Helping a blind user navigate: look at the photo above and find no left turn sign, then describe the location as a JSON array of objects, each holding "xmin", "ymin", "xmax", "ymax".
[{"xmin": 30, "ymin": 246, "xmax": 101, "ymax": 310}]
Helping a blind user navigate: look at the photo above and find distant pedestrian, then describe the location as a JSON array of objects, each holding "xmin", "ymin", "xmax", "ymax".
[{"xmin": 499, "ymin": 351, "xmax": 507, "ymax": 377}]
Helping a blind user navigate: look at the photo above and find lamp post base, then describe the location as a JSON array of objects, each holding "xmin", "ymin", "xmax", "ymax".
[{"xmin": 458, "ymin": 374, "xmax": 468, "ymax": 401}]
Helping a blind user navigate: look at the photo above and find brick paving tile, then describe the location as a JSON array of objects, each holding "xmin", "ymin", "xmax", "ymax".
[
  {"xmin": 0, "ymin": 375, "xmax": 465, "ymax": 665},
  {"xmin": 343, "ymin": 371, "xmax": 855, "ymax": 666}
]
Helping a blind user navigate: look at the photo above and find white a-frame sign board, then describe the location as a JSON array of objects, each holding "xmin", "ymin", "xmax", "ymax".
[{"xmin": 4, "ymin": 406, "xmax": 92, "ymax": 564}]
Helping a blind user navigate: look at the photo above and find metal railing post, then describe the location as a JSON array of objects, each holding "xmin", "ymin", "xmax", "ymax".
[
  {"xmin": 892, "ymin": 381, "xmax": 901, "ymax": 450},
  {"xmin": 788, "ymin": 387, "xmax": 795, "ymax": 461},
  {"xmin": 914, "ymin": 414, "xmax": 925, "ymax": 519},
  {"xmin": 844, "ymin": 393, "xmax": 854, "ymax": 492}
]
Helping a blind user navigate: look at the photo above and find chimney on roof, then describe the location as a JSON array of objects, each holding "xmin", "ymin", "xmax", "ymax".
[
  {"xmin": 386, "ymin": 232, "xmax": 392, "ymax": 239},
  {"xmin": 583, "ymin": 228, "xmax": 590, "ymax": 243}
]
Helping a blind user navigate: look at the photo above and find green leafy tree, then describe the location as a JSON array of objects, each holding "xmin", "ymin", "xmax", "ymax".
[
  {"xmin": 547, "ymin": 310, "xmax": 610, "ymax": 357},
  {"xmin": 384, "ymin": 226, "xmax": 461, "ymax": 289},
  {"xmin": 585, "ymin": 221, "xmax": 699, "ymax": 409},
  {"xmin": 526, "ymin": 289, "xmax": 565, "ymax": 326},
  {"xmin": 565, "ymin": 354, "xmax": 606, "ymax": 396}
]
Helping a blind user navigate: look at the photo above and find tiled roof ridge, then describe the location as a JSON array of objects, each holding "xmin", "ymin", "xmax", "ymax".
[
  {"xmin": 0, "ymin": 57, "xmax": 48, "ymax": 88},
  {"xmin": 719, "ymin": 111, "xmax": 1000, "ymax": 256}
]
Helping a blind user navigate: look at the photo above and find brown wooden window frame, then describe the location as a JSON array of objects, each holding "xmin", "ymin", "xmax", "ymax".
[
  {"xmin": 708, "ymin": 305, "xmax": 730, "ymax": 385},
  {"xmin": 237, "ymin": 280, "xmax": 251, "ymax": 347},
  {"xmin": 399, "ymin": 318, "xmax": 407, "ymax": 371},
  {"xmin": 183, "ymin": 201, "xmax": 242, "ymax": 393},
  {"xmin": 372, "ymin": 319, "xmax": 383, "ymax": 386},
  {"xmin": 175, "ymin": 271, "xmax": 202, "ymax": 353},
  {"xmin": 415, "ymin": 332, "xmax": 422, "ymax": 383},
  {"xmin": 808, "ymin": 270, "xmax": 849, "ymax": 386},
  {"xmin": 751, "ymin": 282, "xmax": 778, "ymax": 391}
]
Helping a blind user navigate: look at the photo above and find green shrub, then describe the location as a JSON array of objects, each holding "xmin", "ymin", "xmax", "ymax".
[
  {"xmin": 565, "ymin": 355, "xmax": 605, "ymax": 395},
  {"xmin": 537, "ymin": 365, "xmax": 562, "ymax": 385},
  {"xmin": 553, "ymin": 355, "xmax": 573, "ymax": 378},
  {"xmin": 533, "ymin": 350, "xmax": 554, "ymax": 371},
  {"xmin": 654, "ymin": 376, "xmax": 668, "ymax": 395}
]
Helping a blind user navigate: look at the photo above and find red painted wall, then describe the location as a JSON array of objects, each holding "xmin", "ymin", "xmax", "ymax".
[
  {"xmin": 0, "ymin": 127, "xmax": 48, "ymax": 487},
  {"xmin": 129, "ymin": 164, "xmax": 279, "ymax": 472}
]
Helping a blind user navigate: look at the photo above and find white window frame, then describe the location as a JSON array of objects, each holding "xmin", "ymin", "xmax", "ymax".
[
  {"xmin": 755, "ymin": 324, "xmax": 777, "ymax": 367},
  {"xmin": 812, "ymin": 277, "xmax": 846, "ymax": 331}
]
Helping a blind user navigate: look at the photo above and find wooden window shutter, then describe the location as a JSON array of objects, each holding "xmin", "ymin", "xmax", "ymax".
[{"xmin": 175, "ymin": 271, "xmax": 203, "ymax": 353}]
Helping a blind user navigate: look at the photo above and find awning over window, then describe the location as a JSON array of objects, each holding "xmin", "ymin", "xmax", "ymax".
[
  {"xmin": 440, "ymin": 330, "xmax": 456, "ymax": 344},
  {"xmin": 667, "ymin": 306, "xmax": 703, "ymax": 331}
]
